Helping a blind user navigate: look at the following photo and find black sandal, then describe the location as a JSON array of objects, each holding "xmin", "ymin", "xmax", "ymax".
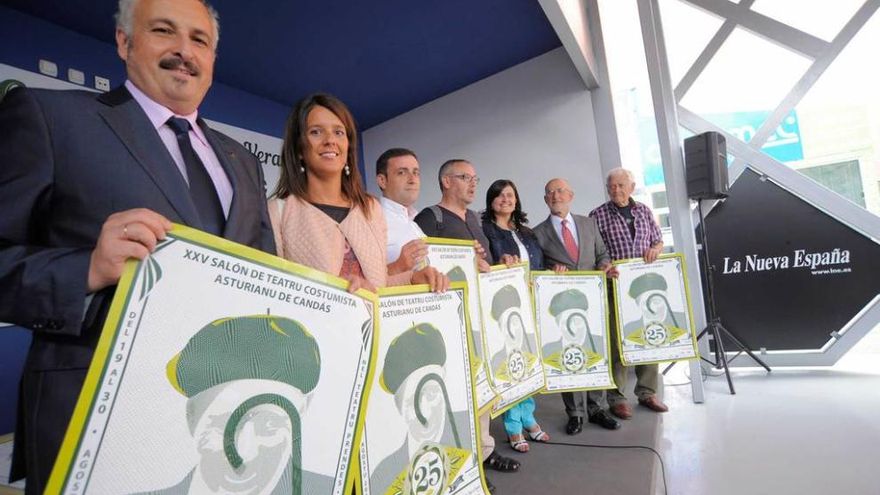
[{"xmin": 483, "ymin": 450, "xmax": 521, "ymax": 472}]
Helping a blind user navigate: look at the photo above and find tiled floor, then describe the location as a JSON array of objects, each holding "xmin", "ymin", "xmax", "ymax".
[{"xmin": 659, "ymin": 328, "xmax": 880, "ymax": 495}]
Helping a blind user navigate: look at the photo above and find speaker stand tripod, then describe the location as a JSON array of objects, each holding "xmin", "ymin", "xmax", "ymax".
[{"xmin": 663, "ymin": 199, "xmax": 770, "ymax": 394}]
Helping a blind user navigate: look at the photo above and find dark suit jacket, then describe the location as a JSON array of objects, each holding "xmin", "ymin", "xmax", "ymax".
[
  {"xmin": 482, "ymin": 222, "xmax": 544, "ymax": 271},
  {"xmin": 0, "ymin": 86, "xmax": 275, "ymax": 491},
  {"xmin": 533, "ymin": 214, "xmax": 610, "ymax": 271}
]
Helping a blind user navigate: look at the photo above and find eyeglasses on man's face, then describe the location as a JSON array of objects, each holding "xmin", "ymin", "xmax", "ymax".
[
  {"xmin": 545, "ymin": 187, "xmax": 572, "ymax": 196},
  {"xmin": 447, "ymin": 174, "xmax": 480, "ymax": 184}
]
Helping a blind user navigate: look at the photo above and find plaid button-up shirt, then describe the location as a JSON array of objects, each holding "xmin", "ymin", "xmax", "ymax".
[{"xmin": 589, "ymin": 200, "xmax": 662, "ymax": 261}]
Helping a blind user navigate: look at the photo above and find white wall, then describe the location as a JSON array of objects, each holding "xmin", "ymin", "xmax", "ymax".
[{"xmin": 362, "ymin": 47, "xmax": 607, "ymax": 222}]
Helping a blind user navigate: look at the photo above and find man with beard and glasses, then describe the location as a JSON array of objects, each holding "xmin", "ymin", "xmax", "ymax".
[
  {"xmin": 415, "ymin": 159, "xmax": 519, "ymax": 493},
  {"xmin": 0, "ymin": 0, "xmax": 274, "ymax": 491}
]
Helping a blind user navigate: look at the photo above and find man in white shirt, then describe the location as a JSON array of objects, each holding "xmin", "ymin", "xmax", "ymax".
[{"xmin": 376, "ymin": 148, "xmax": 430, "ymax": 273}]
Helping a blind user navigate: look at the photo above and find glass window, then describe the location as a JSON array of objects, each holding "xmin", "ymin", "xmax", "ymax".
[
  {"xmin": 797, "ymin": 160, "xmax": 866, "ymax": 207},
  {"xmin": 652, "ymin": 190, "xmax": 669, "ymax": 209},
  {"xmin": 658, "ymin": 212, "xmax": 671, "ymax": 228},
  {"xmin": 598, "ymin": 0, "xmax": 665, "ymax": 207},
  {"xmin": 658, "ymin": 0, "xmax": 724, "ymax": 87},
  {"xmin": 751, "ymin": 0, "xmax": 866, "ymax": 42},
  {"xmin": 679, "ymin": 27, "xmax": 812, "ymax": 133},
  {"xmin": 789, "ymin": 9, "xmax": 880, "ymax": 215}
]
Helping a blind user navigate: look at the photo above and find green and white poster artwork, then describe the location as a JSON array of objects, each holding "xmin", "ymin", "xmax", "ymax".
[
  {"xmin": 612, "ymin": 253, "xmax": 699, "ymax": 365},
  {"xmin": 532, "ymin": 271, "xmax": 615, "ymax": 392},
  {"xmin": 359, "ymin": 285, "xmax": 490, "ymax": 495},
  {"xmin": 424, "ymin": 238, "xmax": 498, "ymax": 414},
  {"xmin": 478, "ymin": 264, "xmax": 545, "ymax": 418},
  {"xmin": 46, "ymin": 225, "xmax": 376, "ymax": 495}
]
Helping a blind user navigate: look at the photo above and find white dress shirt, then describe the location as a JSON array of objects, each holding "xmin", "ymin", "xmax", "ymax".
[
  {"xmin": 380, "ymin": 196, "xmax": 425, "ymax": 263},
  {"xmin": 511, "ymin": 229, "xmax": 530, "ymax": 261}
]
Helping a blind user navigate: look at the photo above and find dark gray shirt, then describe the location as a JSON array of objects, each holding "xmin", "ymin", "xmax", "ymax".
[{"xmin": 414, "ymin": 205, "xmax": 495, "ymax": 264}]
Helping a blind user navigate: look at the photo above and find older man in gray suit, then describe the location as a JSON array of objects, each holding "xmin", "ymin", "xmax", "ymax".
[{"xmin": 533, "ymin": 178, "xmax": 620, "ymax": 434}]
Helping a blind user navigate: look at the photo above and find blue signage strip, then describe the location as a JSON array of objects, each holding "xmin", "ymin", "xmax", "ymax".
[{"xmin": 639, "ymin": 110, "xmax": 804, "ymax": 186}]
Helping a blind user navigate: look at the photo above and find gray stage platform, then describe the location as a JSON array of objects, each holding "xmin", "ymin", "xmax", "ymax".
[{"xmin": 486, "ymin": 388, "xmax": 663, "ymax": 495}]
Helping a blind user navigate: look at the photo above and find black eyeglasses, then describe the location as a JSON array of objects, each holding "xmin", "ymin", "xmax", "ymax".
[{"xmin": 447, "ymin": 174, "xmax": 480, "ymax": 184}]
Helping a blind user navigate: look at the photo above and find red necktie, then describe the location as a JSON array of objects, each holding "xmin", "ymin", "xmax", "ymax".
[{"xmin": 561, "ymin": 219, "xmax": 579, "ymax": 263}]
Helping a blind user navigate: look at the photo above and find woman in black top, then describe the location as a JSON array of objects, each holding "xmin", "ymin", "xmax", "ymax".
[
  {"xmin": 482, "ymin": 179, "xmax": 549, "ymax": 452},
  {"xmin": 482, "ymin": 180, "xmax": 544, "ymax": 270}
]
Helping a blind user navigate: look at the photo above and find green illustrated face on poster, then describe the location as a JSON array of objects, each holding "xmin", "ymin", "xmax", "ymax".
[
  {"xmin": 189, "ymin": 384, "xmax": 298, "ymax": 494},
  {"xmin": 625, "ymin": 273, "xmax": 686, "ymax": 347},
  {"xmin": 164, "ymin": 315, "xmax": 321, "ymax": 495},
  {"xmin": 378, "ymin": 322, "xmax": 473, "ymax": 494},
  {"xmin": 381, "ymin": 323, "xmax": 462, "ymax": 449},
  {"xmin": 491, "ymin": 285, "xmax": 534, "ymax": 382},
  {"xmin": 367, "ymin": 287, "xmax": 483, "ymax": 495},
  {"xmin": 445, "ymin": 266, "xmax": 467, "ymax": 283},
  {"xmin": 445, "ymin": 265, "xmax": 484, "ymax": 360},
  {"xmin": 547, "ymin": 289, "xmax": 602, "ymax": 372}
]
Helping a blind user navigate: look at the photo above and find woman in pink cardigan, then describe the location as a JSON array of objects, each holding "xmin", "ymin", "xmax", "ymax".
[{"xmin": 269, "ymin": 93, "xmax": 445, "ymax": 292}]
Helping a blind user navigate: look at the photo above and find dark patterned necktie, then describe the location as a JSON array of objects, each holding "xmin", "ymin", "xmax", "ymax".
[{"xmin": 166, "ymin": 117, "xmax": 225, "ymax": 235}]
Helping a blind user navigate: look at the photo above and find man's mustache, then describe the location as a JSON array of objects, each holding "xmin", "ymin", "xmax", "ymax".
[{"xmin": 159, "ymin": 56, "xmax": 200, "ymax": 76}]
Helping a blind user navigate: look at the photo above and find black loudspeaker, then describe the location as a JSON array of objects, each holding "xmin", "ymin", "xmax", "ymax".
[{"xmin": 684, "ymin": 131, "xmax": 729, "ymax": 199}]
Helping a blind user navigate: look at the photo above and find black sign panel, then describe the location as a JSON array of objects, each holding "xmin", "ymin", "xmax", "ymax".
[{"xmin": 699, "ymin": 168, "xmax": 880, "ymax": 351}]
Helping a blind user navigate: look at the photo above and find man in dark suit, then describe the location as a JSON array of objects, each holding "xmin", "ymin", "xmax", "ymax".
[
  {"xmin": 533, "ymin": 178, "xmax": 620, "ymax": 434},
  {"xmin": 0, "ymin": 0, "xmax": 274, "ymax": 491}
]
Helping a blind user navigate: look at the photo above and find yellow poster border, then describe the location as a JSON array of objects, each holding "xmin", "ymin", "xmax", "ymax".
[
  {"xmin": 423, "ymin": 237, "xmax": 500, "ymax": 416},
  {"xmin": 47, "ymin": 223, "xmax": 379, "ymax": 494},
  {"xmin": 530, "ymin": 270, "xmax": 618, "ymax": 394},
  {"xmin": 610, "ymin": 252, "xmax": 700, "ymax": 366},
  {"xmin": 423, "ymin": 236, "xmax": 477, "ymax": 248},
  {"xmin": 480, "ymin": 263, "xmax": 547, "ymax": 419},
  {"xmin": 359, "ymin": 282, "xmax": 492, "ymax": 495}
]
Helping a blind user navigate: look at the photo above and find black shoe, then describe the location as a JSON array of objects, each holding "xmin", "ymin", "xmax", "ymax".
[
  {"xmin": 483, "ymin": 450, "xmax": 520, "ymax": 472},
  {"xmin": 565, "ymin": 416, "xmax": 583, "ymax": 435},
  {"xmin": 485, "ymin": 476, "xmax": 496, "ymax": 494},
  {"xmin": 589, "ymin": 410, "xmax": 621, "ymax": 430}
]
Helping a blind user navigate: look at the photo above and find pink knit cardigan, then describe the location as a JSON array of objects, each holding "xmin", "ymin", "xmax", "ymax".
[{"xmin": 268, "ymin": 195, "xmax": 410, "ymax": 289}]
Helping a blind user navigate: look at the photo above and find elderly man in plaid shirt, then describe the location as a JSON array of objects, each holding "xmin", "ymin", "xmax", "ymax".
[{"xmin": 589, "ymin": 167, "xmax": 668, "ymax": 419}]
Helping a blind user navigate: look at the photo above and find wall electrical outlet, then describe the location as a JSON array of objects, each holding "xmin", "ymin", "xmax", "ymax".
[
  {"xmin": 95, "ymin": 76, "xmax": 111, "ymax": 92},
  {"xmin": 68, "ymin": 68, "xmax": 85, "ymax": 85},
  {"xmin": 38, "ymin": 59, "xmax": 58, "ymax": 77}
]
